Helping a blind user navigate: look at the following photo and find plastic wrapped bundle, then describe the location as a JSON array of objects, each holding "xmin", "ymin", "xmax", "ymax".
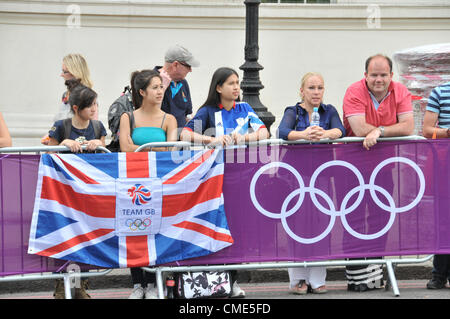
[
  {"xmin": 394, "ymin": 43, "xmax": 450, "ymax": 75},
  {"xmin": 399, "ymin": 74, "xmax": 450, "ymax": 101},
  {"xmin": 393, "ymin": 43, "xmax": 450, "ymax": 135}
]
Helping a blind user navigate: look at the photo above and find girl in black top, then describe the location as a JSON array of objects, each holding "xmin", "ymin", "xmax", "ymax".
[{"xmin": 48, "ymin": 79, "xmax": 106, "ymax": 152}]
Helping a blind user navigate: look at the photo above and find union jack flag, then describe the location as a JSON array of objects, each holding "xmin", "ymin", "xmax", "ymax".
[{"xmin": 28, "ymin": 149, "xmax": 233, "ymax": 268}]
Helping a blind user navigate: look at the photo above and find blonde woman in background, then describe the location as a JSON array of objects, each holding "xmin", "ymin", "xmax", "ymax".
[
  {"xmin": 57, "ymin": 53, "xmax": 94, "ymax": 120},
  {"xmin": 42, "ymin": 53, "xmax": 96, "ymax": 144}
]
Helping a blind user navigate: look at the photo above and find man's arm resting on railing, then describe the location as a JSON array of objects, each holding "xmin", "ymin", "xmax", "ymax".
[
  {"xmin": 383, "ymin": 113, "xmax": 415, "ymax": 137},
  {"xmin": 347, "ymin": 113, "xmax": 414, "ymax": 150}
]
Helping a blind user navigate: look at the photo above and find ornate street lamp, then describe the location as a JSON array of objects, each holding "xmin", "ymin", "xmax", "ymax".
[{"xmin": 239, "ymin": 0, "xmax": 275, "ymax": 133}]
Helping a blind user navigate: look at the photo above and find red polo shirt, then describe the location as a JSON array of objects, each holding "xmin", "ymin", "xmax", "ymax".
[{"xmin": 343, "ymin": 79, "xmax": 412, "ymax": 136}]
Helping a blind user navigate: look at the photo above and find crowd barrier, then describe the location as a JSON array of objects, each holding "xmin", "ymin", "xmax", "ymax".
[{"xmin": 1, "ymin": 137, "xmax": 448, "ymax": 298}]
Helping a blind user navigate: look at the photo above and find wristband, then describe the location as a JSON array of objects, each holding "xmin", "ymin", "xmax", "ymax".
[{"xmin": 378, "ymin": 126, "xmax": 385, "ymax": 137}]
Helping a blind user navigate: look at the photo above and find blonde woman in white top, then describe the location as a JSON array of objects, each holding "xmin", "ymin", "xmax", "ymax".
[{"xmin": 42, "ymin": 53, "xmax": 97, "ymax": 144}]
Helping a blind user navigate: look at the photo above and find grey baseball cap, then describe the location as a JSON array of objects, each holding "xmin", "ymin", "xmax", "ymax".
[{"xmin": 164, "ymin": 45, "xmax": 200, "ymax": 67}]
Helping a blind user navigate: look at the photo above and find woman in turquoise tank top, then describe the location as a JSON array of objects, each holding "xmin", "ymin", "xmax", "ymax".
[
  {"xmin": 119, "ymin": 70, "xmax": 177, "ymax": 152},
  {"xmin": 119, "ymin": 70, "xmax": 177, "ymax": 299}
]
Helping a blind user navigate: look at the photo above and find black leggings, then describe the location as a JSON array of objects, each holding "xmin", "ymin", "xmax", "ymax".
[{"xmin": 130, "ymin": 267, "xmax": 155, "ymax": 287}]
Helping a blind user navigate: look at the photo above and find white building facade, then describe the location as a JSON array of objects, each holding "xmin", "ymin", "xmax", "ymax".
[{"xmin": 1, "ymin": 0, "xmax": 449, "ymax": 146}]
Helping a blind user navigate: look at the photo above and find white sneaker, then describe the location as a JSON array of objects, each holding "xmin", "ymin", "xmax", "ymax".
[
  {"xmin": 145, "ymin": 286, "xmax": 158, "ymax": 299},
  {"xmin": 129, "ymin": 286, "xmax": 144, "ymax": 299},
  {"xmin": 231, "ymin": 282, "xmax": 245, "ymax": 298}
]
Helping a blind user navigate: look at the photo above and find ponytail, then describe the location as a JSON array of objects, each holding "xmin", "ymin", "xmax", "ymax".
[
  {"xmin": 65, "ymin": 79, "xmax": 97, "ymax": 114},
  {"xmin": 65, "ymin": 78, "xmax": 82, "ymax": 93},
  {"xmin": 130, "ymin": 71, "xmax": 141, "ymax": 110}
]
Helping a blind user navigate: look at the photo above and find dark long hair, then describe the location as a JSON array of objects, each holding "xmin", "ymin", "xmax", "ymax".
[
  {"xmin": 200, "ymin": 67, "xmax": 240, "ymax": 109},
  {"xmin": 130, "ymin": 69, "xmax": 162, "ymax": 109},
  {"xmin": 65, "ymin": 78, "xmax": 97, "ymax": 114}
]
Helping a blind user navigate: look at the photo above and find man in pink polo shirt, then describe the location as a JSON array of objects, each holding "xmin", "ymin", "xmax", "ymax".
[
  {"xmin": 342, "ymin": 54, "xmax": 414, "ymax": 292},
  {"xmin": 343, "ymin": 54, "xmax": 414, "ymax": 150}
]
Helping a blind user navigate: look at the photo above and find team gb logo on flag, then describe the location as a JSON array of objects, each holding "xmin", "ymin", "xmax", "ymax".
[
  {"xmin": 128, "ymin": 184, "xmax": 152, "ymax": 205},
  {"xmin": 116, "ymin": 178, "xmax": 163, "ymax": 237}
]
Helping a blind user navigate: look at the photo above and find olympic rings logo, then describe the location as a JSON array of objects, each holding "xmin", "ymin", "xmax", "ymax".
[
  {"xmin": 125, "ymin": 218, "xmax": 152, "ymax": 231},
  {"xmin": 249, "ymin": 157, "xmax": 425, "ymax": 244}
]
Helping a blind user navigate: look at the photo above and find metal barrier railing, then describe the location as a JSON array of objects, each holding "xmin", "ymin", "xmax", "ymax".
[
  {"xmin": 0, "ymin": 145, "xmax": 111, "ymax": 154},
  {"xmin": 133, "ymin": 136, "xmax": 426, "ymax": 151},
  {"xmin": 142, "ymin": 255, "xmax": 434, "ymax": 299},
  {"xmin": 134, "ymin": 141, "xmax": 192, "ymax": 152},
  {"xmin": 0, "ymin": 268, "xmax": 113, "ymax": 299},
  {"xmin": 249, "ymin": 135, "xmax": 426, "ymax": 146},
  {"xmin": 136, "ymin": 135, "xmax": 432, "ymax": 298}
]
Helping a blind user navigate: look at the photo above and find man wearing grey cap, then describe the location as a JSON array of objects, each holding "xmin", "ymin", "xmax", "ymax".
[{"xmin": 154, "ymin": 45, "xmax": 200, "ymax": 130}]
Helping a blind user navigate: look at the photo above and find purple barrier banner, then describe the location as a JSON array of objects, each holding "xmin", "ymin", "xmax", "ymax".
[
  {"xmin": 175, "ymin": 140, "xmax": 450, "ymax": 266},
  {"xmin": 0, "ymin": 140, "xmax": 449, "ymax": 276},
  {"xmin": 0, "ymin": 155, "xmax": 91, "ymax": 276}
]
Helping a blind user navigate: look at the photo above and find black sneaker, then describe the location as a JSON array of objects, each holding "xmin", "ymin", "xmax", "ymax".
[{"xmin": 426, "ymin": 278, "xmax": 447, "ymax": 289}]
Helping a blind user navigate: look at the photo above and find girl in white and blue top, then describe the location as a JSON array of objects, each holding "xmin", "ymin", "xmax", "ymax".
[
  {"xmin": 181, "ymin": 67, "xmax": 269, "ymax": 298},
  {"xmin": 181, "ymin": 67, "xmax": 269, "ymax": 146}
]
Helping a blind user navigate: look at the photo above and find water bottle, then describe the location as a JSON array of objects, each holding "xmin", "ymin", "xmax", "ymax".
[
  {"xmin": 166, "ymin": 275, "xmax": 175, "ymax": 299},
  {"xmin": 310, "ymin": 107, "xmax": 320, "ymax": 127}
]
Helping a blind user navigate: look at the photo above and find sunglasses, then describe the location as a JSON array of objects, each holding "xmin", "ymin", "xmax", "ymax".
[{"xmin": 178, "ymin": 61, "xmax": 191, "ymax": 69}]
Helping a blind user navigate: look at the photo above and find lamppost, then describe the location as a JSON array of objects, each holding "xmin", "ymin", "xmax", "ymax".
[{"xmin": 239, "ymin": 0, "xmax": 275, "ymax": 133}]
